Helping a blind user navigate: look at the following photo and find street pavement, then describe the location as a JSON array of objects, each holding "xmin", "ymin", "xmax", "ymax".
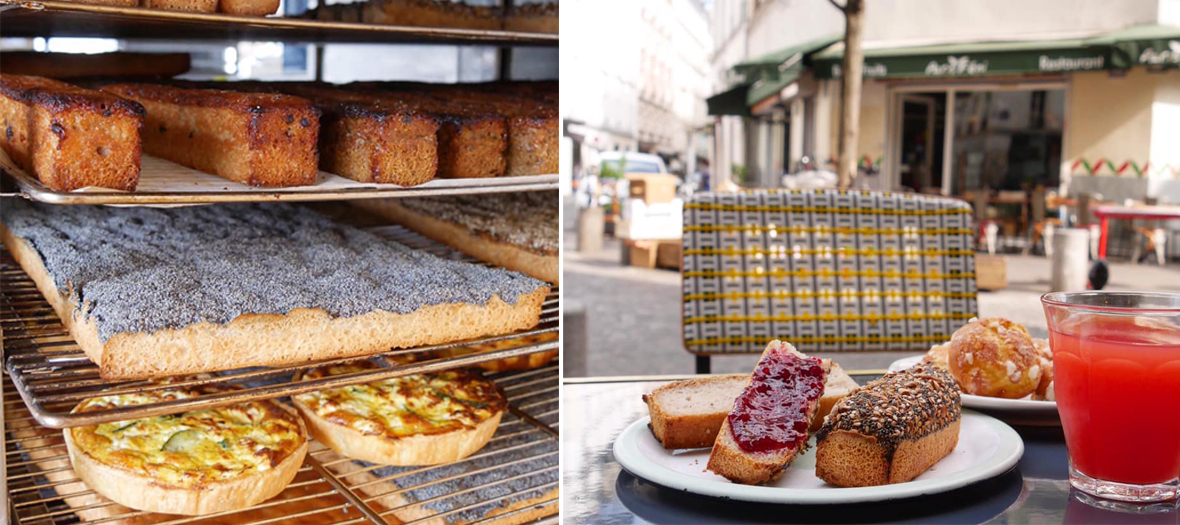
[{"xmin": 562, "ymin": 219, "xmax": 1180, "ymax": 377}]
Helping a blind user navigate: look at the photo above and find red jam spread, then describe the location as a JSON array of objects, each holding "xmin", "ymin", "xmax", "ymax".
[{"xmin": 727, "ymin": 347, "xmax": 826, "ymax": 453}]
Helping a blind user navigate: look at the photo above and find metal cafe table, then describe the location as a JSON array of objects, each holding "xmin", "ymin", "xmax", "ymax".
[{"xmin": 561, "ymin": 372, "xmax": 1180, "ymax": 524}]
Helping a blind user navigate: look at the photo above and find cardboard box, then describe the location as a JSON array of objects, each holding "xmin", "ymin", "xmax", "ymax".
[
  {"xmin": 618, "ymin": 198, "xmax": 682, "ymax": 240},
  {"xmin": 656, "ymin": 240, "xmax": 682, "ymax": 270},
  {"xmin": 625, "ymin": 173, "xmax": 679, "ymax": 204},
  {"xmin": 628, "ymin": 240, "xmax": 659, "ymax": 269},
  {"xmin": 975, "ymin": 254, "xmax": 1007, "ymax": 291}
]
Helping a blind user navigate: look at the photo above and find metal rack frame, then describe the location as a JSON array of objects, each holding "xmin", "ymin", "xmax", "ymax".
[
  {"xmin": 0, "ymin": 0, "xmax": 558, "ymax": 45},
  {"xmin": 5, "ymin": 362, "xmax": 559, "ymax": 525},
  {"xmin": 2, "ymin": 225, "xmax": 558, "ymax": 430}
]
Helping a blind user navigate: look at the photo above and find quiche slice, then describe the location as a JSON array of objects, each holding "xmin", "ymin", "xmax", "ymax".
[
  {"xmin": 292, "ymin": 362, "xmax": 507, "ymax": 466},
  {"xmin": 63, "ymin": 384, "xmax": 309, "ymax": 516}
]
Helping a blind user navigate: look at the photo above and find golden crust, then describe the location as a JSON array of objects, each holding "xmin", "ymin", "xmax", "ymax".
[
  {"xmin": 100, "ymin": 83, "xmax": 320, "ymax": 187},
  {"xmin": 948, "ymin": 318, "xmax": 1041, "ymax": 399},
  {"xmin": 292, "ymin": 363, "xmax": 505, "ymax": 465},
  {"xmin": 64, "ymin": 387, "xmax": 308, "ymax": 515},
  {"xmin": 0, "ymin": 74, "xmax": 143, "ymax": 192},
  {"xmin": 445, "ymin": 332, "xmax": 559, "ymax": 372}
]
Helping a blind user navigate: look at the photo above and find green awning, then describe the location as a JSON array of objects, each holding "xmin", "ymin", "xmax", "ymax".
[
  {"xmin": 732, "ymin": 33, "xmax": 842, "ymax": 83},
  {"xmin": 746, "ymin": 67, "xmax": 802, "ymax": 106},
  {"xmin": 706, "ymin": 84, "xmax": 752, "ymax": 117},
  {"xmin": 1087, "ymin": 24, "xmax": 1180, "ymax": 69},
  {"xmin": 812, "ymin": 36, "xmax": 1109, "ymax": 79}
]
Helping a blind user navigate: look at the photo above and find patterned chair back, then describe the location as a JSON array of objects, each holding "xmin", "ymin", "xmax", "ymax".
[{"xmin": 682, "ymin": 189, "xmax": 978, "ymax": 355}]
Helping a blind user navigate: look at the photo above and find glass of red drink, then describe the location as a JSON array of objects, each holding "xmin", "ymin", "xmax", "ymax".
[{"xmin": 1042, "ymin": 291, "xmax": 1180, "ymax": 504}]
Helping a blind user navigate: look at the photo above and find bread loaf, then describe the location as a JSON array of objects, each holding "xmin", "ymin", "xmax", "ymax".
[
  {"xmin": 0, "ymin": 74, "xmax": 143, "ymax": 192},
  {"xmin": 100, "ymin": 83, "xmax": 320, "ymax": 187},
  {"xmin": 815, "ymin": 363, "xmax": 961, "ymax": 487}
]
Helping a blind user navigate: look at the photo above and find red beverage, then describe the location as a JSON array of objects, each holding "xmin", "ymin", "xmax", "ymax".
[
  {"xmin": 1051, "ymin": 317, "xmax": 1180, "ymax": 485},
  {"xmin": 1044, "ymin": 291, "xmax": 1180, "ymax": 503}
]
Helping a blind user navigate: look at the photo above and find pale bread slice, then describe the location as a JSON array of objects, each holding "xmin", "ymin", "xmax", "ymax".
[
  {"xmin": 705, "ymin": 341, "xmax": 831, "ymax": 485},
  {"xmin": 643, "ymin": 363, "xmax": 859, "ymax": 448},
  {"xmin": 642, "ymin": 374, "xmax": 747, "ymax": 450}
]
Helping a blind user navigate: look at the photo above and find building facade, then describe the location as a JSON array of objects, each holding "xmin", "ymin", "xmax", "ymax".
[
  {"xmin": 708, "ymin": 0, "xmax": 1180, "ymax": 209},
  {"xmin": 561, "ymin": 0, "xmax": 713, "ymax": 187}
]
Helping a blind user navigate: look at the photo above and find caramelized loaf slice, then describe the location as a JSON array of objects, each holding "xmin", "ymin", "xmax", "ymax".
[
  {"xmin": 815, "ymin": 363, "xmax": 961, "ymax": 487},
  {"xmin": 0, "ymin": 74, "xmax": 143, "ymax": 192},
  {"xmin": 644, "ymin": 374, "xmax": 747, "ymax": 450},
  {"xmin": 265, "ymin": 84, "xmax": 439, "ymax": 186},
  {"xmin": 366, "ymin": 90, "xmax": 507, "ymax": 178},
  {"xmin": 101, "ymin": 83, "xmax": 320, "ymax": 187},
  {"xmin": 416, "ymin": 86, "xmax": 557, "ymax": 176},
  {"xmin": 707, "ymin": 342, "xmax": 830, "ymax": 485}
]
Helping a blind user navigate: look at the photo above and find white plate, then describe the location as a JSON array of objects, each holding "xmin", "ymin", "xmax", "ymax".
[
  {"xmin": 889, "ymin": 356, "xmax": 1060, "ymax": 425},
  {"xmin": 612, "ymin": 410, "xmax": 1023, "ymax": 505}
]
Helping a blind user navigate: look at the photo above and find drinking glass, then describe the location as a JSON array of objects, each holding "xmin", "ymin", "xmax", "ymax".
[{"xmin": 1042, "ymin": 291, "xmax": 1180, "ymax": 503}]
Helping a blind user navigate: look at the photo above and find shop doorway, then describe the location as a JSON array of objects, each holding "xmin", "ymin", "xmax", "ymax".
[{"xmin": 898, "ymin": 94, "xmax": 946, "ymax": 193}]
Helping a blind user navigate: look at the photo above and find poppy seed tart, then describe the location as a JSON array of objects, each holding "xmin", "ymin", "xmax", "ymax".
[{"xmin": 0, "ymin": 201, "xmax": 549, "ymax": 379}]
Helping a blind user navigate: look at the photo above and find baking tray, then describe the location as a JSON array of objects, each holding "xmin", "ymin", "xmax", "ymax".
[
  {"xmin": 0, "ymin": 0, "xmax": 557, "ymax": 46},
  {"xmin": 0, "ymin": 153, "xmax": 557, "ymax": 206},
  {"xmin": 1, "ymin": 224, "xmax": 559, "ymax": 429},
  {"xmin": 4, "ymin": 362, "xmax": 559, "ymax": 525}
]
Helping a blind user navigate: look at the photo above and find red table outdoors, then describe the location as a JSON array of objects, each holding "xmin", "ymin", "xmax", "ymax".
[{"xmin": 1092, "ymin": 204, "xmax": 1180, "ymax": 259}]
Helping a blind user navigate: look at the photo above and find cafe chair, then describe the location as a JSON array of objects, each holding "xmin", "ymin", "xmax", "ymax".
[{"xmin": 682, "ymin": 188, "xmax": 980, "ymax": 373}]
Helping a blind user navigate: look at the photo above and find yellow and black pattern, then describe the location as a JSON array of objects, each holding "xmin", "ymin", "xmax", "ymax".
[{"xmin": 682, "ymin": 189, "xmax": 978, "ymax": 354}]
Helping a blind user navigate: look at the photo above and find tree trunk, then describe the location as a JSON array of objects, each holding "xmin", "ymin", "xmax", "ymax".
[{"xmin": 836, "ymin": 0, "xmax": 865, "ymax": 189}]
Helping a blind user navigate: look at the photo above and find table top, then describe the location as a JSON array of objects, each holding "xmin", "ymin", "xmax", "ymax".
[
  {"xmin": 561, "ymin": 375, "xmax": 1180, "ymax": 524},
  {"xmin": 1093, "ymin": 204, "xmax": 1180, "ymax": 219}
]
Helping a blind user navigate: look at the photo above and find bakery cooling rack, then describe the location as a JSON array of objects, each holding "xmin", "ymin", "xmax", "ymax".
[
  {"xmin": 0, "ymin": 153, "xmax": 558, "ymax": 206},
  {"xmin": 0, "ymin": 224, "xmax": 559, "ymax": 430},
  {"xmin": 3, "ymin": 362, "xmax": 559, "ymax": 525},
  {"xmin": 0, "ymin": 0, "xmax": 558, "ymax": 46}
]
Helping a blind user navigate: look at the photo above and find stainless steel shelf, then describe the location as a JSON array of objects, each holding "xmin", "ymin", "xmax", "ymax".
[
  {"xmin": 0, "ymin": 0, "xmax": 558, "ymax": 46},
  {"xmin": 1, "ymin": 225, "xmax": 559, "ymax": 429}
]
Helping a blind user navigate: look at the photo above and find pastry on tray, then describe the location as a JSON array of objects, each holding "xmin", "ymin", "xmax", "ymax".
[
  {"xmin": 0, "ymin": 201, "xmax": 549, "ymax": 379},
  {"xmin": 707, "ymin": 341, "xmax": 830, "ymax": 485},
  {"xmin": 99, "ymin": 83, "xmax": 321, "ymax": 187},
  {"xmin": 642, "ymin": 363, "xmax": 859, "ymax": 450},
  {"xmin": 355, "ymin": 191, "xmax": 559, "ymax": 284},
  {"xmin": 815, "ymin": 363, "xmax": 961, "ymax": 487},
  {"xmin": 292, "ymin": 361, "xmax": 506, "ymax": 465},
  {"xmin": 63, "ymin": 383, "xmax": 309, "ymax": 515},
  {"xmin": 947, "ymin": 317, "xmax": 1042, "ymax": 399},
  {"xmin": 0, "ymin": 74, "xmax": 144, "ymax": 192}
]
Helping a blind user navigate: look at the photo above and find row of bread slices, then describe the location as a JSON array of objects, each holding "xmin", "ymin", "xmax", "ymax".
[
  {"xmin": 60, "ymin": 341, "xmax": 556, "ymax": 517},
  {"xmin": 645, "ymin": 341, "xmax": 962, "ymax": 487},
  {"xmin": 0, "ymin": 73, "xmax": 556, "ymax": 192}
]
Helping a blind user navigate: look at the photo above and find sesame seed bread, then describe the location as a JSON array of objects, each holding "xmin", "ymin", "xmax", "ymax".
[
  {"xmin": 354, "ymin": 193, "xmax": 559, "ymax": 284},
  {"xmin": 815, "ymin": 363, "xmax": 961, "ymax": 487},
  {"xmin": 642, "ymin": 363, "xmax": 858, "ymax": 450},
  {"xmin": 0, "ymin": 202, "xmax": 548, "ymax": 380},
  {"xmin": 706, "ymin": 342, "xmax": 831, "ymax": 485}
]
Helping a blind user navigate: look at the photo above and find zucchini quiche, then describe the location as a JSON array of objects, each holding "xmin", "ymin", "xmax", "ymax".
[
  {"xmin": 63, "ymin": 384, "xmax": 308, "ymax": 516},
  {"xmin": 292, "ymin": 361, "xmax": 506, "ymax": 466}
]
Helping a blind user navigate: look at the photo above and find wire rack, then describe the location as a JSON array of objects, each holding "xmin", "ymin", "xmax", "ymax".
[
  {"xmin": 0, "ymin": 0, "xmax": 558, "ymax": 46},
  {"xmin": 1, "ymin": 224, "xmax": 559, "ymax": 430},
  {"xmin": 4, "ymin": 361, "xmax": 559, "ymax": 525}
]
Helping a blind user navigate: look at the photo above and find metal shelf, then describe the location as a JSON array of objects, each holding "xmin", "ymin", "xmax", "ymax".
[
  {"xmin": 4, "ymin": 363, "xmax": 559, "ymax": 525},
  {"xmin": 0, "ymin": 0, "xmax": 558, "ymax": 46},
  {"xmin": 1, "ymin": 225, "xmax": 559, "ymax": 429},
  {"xmin": 1, "ymin": 154, "xmax": 558, "ymax": 206}
]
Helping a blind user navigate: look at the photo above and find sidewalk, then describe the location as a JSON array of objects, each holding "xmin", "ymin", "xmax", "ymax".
[{"xmin": 563, "ymin": 220, "xmax": 1180, "ymax": 377}]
